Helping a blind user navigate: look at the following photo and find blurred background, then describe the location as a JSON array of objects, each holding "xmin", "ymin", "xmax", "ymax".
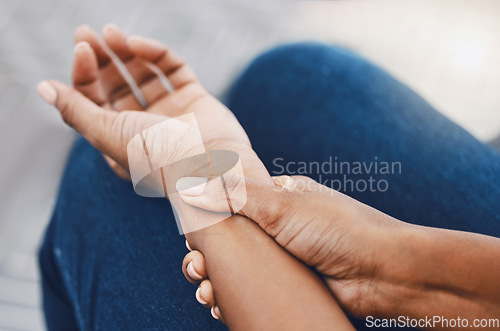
[{"xmin": 0, "ymin": 0, "xmax": 499, "ymax": 329}]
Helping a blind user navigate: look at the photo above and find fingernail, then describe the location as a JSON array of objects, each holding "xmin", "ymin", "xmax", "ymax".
[
  {"xmin": 187, "ymin": 261, "xmax": 203, "ymax": 280},
  {"xmin": 211, "ymin": 306, "xmax": 221, "ymax": 320},
  {"xmin": 128, "ymin": 35, "xmax": 164, "ymax": 50},
  {"xmin": 74, "ymin": 41, "xmax": 89, "ymax": 54},
  {"xmin": 37, "ymin": 81, "xmax": 57, "ymax": 106},
  {"xmin": 185, "ymin": 240, "xmax": 192, "ymax": 251},
  {"xmin": 176, "ymin": 177, "xmax": 208, "ymax": 197},
  {"xmin": 75, "ymin": 24, "xmax": 90, "ymax": 33},
  {"xmin": 103, "ymin": 23, "xmax": 119, "ymax": 34},
  {"xmin": 195, "ymin": 286, "xmax": 208, "ymax": 305},
  {"xmin": 127, "ymin": 35, "xmax": 143, "ymax": 47}
]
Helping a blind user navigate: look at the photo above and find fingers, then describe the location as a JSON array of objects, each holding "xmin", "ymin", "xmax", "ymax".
[
  {"xmin": 182, "ymin": 250, "xmax": 207, "ymax": 284},
  {"xmin": 74, "ymin": 24, "xmax": 111, "ymax": 67},
  {"xmin": 73, "ymin": 27, "xmax": 135, "ymax": 177},
  {"xmin": 72, "ymin": 41, "xmax": 109, "ymax": 107},
  {"xmin": 198, "ymin": 281, "xmax": 223, "ymax": 321},
  {"xmin": 196, "ymin": 280, "xmax": 215, "ymax": 307},
  {"xmin": 75, "ymin": 24, "xmax": 138, "ymax": 110},
  {"xmin": 101, "ymin": 24, "xmax": 147, "ymax": 110},
  {"xmin": 127, "ymin": 35, "xmax": 198, "ymax": 89},
  {"xmin": 198, "ymin": 281, "xmax": 223, "ymax": 322},
  {"xmin": 37, "ymin": 80, "xmax": 111, "ymax": 141},
  {"xmin": 177, "ymin": 173, "xmax": 298, "ymax": 232},
  {"xmin": 103, "ymin": 25, "xmax": 169, "ymax": 107},
  {"xmin": 181, "ymin": 250, "xmax": 223, "ymax": 321},
  {"xmin": 102, "ymin": 24, "xmax": 174, "ymax": 110},
  {"xmin": 74, "ymin": 24, "xmax": 198, "ymax": 113},
  {"xmin": 211, "ymin": 305, "xmax": 223, "ymax": 322},
  {"xmin": 102, "ymin": 24, "xmax": 134, "ymax": 62},
  {"xmin": 75, "ymin": 24, "xmax": 145, "ymax": 110}
]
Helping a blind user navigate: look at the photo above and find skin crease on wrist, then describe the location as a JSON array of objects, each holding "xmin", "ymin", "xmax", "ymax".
[{"xmin": 37, "ymin": 24, "xmax": 356, "ymax": 330}]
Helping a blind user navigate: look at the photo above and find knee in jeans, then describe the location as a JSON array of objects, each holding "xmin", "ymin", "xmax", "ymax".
[{"xmin": 233, "ymin": 42, "xmax": 366, "ymax": 94}]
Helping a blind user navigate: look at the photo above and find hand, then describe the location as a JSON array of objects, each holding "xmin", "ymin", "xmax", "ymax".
[
  {"xmin": 39, "ymin": 26, "xmax": 356, "ymax": 328},
  {"xmin": 182, "ymin": 242, "xmax": 224, "ymax": 322},
  {"xmin": 180, "ymin": 174, "xmax": 410, "ymax": 319},
  {"xmin": 38, "ymin": 24, "xmax": 270, "ymax": 183}
]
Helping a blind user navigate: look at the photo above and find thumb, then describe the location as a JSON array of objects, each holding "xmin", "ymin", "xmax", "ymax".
[
  {"xmin": 37, "ymin": 79, "xmax": 128, "ymax": 164},
  {"xmin": 177, "ymin": 173, "xmax": 299, "ymax": 230},
  {"xmin": 37, "ymin": 79, "xmax": 116, "ymax": 142}
]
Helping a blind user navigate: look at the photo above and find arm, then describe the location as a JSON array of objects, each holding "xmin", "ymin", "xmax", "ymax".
[
  {"xmin": 378, "ymin": 224, "xmax": 500, "ymax": 323},
  {"xmin": 187, "ymin": 216, "xmax": 353, "ymax": 330}
]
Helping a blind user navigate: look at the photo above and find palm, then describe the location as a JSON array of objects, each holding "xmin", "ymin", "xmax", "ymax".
[{"xmin": 72, "ymin": 25, "xmax": 269, "ymax": 182}]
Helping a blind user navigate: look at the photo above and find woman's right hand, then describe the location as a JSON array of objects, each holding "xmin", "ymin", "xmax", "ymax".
[
  {"xmin": 182, "ymin": 173, "xmax": 500, "ymax": 326},
  {"xmin": 181, "ymin": 174, "xmax": 409, "ymax": 319}
]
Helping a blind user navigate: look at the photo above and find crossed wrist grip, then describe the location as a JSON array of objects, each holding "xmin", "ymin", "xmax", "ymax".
[{"xmin": 127, "ymin": 113, "xmax": 247, "ymax": 234}]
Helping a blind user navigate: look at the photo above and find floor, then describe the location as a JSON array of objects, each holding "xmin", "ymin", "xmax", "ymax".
[{"xmin": 0, "ymin": 0, "xmax": 498, "ymax": 330}]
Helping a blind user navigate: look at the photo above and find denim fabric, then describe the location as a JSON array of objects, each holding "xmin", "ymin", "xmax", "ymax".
[{"xmin": 39, "ymin": 42, "xmax": 500, "ymax": 330}]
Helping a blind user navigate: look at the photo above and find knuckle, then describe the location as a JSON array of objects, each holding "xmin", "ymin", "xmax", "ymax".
[{"xmin": 98, "ymin": 110, "xmax": 130, "ymax": 150}]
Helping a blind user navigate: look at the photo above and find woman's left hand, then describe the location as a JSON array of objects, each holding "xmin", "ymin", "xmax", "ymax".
[{"xmin": 38, "ymin": 24, "xmax": 271, "ymax": 183}]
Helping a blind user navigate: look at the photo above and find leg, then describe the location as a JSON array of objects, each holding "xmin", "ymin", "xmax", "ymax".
[
  {"xmin": 39, "ymin": 137, "xmax": 226, "ymax": 330},
  {"xmin": 226, "ymin": 41, "xmax": 500, "ymax": 331},
  {"xmin": 227, "ymin": 42, "xmax": 500, "ymax": 238}
]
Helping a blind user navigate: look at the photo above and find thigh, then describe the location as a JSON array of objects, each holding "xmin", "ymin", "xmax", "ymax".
[
  {"xmin": 39, "ymin": 137, "xmax": 225, "ymax": 330},
  {"xmin": 227, "ymin": 42, "xmax": 500, "ymax": 238}
]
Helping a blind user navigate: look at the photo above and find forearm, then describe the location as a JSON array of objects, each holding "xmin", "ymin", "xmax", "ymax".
[
  {"xmin": 375, "ymin": 224, "xmax": 500, "ymax": 325},
  {"xmin": 187, "ymin": 215, "xmax": 354, "ymax": 331}
]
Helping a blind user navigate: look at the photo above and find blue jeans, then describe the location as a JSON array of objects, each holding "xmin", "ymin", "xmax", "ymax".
[{"xmin": 39, "ymin": 43, "xmax": 500, "ymax": 330}]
